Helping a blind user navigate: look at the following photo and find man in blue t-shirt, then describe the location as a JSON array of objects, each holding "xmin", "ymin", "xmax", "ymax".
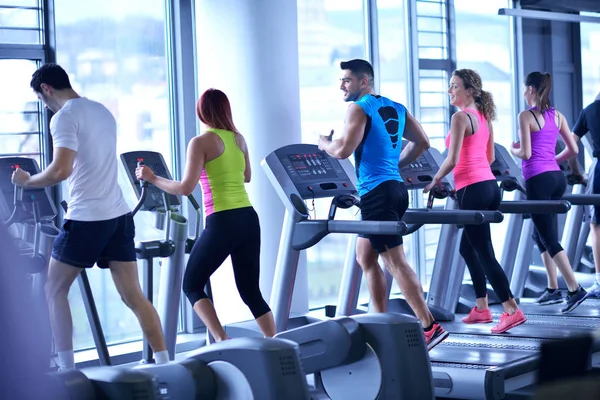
[
  {"xmin": 564, "ymin": 91, "xmax": 600, "ymax": 298},
  {"xmin": 318, "ymin": 59, "xmax": 448, "ymax": 350}
]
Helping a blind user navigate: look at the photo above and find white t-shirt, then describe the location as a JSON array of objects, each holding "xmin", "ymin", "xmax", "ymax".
[{"xmin": 51, "ymin": 98, "xmax": 131, "ymax": 221}]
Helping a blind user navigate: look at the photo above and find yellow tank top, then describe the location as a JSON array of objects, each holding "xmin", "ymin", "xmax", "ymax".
[{"xmin": 199, "ymin": 128, "xmax": 251, "ymax": 215}]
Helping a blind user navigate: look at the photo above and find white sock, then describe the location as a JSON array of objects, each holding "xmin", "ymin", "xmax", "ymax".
[
  {"xmin": 595, "ymin": 272, "xmax": 600, "ymax": 284},
  {"xmin": 57, "ymin": 350, "xmax": 75, "ymax": 371},
  {"xmin": 154, "ymin": 350, "xmax": 170, "ymax": 364}
]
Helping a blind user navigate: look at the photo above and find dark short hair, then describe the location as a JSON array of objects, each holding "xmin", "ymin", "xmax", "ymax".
[
  {"xmin": 30, "ymin": 63, "xmax": 72, "ymax": 93},
  {"xmin": 340, "ymin": 59, "xmax": 374, "ymax": 81}
]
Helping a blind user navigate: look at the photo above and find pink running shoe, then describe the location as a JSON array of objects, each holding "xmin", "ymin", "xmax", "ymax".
[
  {"xmin": 424, "ymin": 323, "xmax": 449, "ymax": 351},
  {"xmin": 491, "ymin": 309, "xmax": 526, "ymax": 334},
  {"xmin": 461, "ymin": 307, "xmax": 493, "ymax": 324}
]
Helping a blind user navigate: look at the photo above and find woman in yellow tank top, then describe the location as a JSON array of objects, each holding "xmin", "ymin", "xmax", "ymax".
[{"xmin": 136, "ymin": 89, "xmax": 276, "ymax": 341}]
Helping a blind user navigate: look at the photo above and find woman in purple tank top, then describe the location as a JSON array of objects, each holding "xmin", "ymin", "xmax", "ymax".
[{"xmin": 511, "ymin": 72, "xmax": 589, "ymax": 313}]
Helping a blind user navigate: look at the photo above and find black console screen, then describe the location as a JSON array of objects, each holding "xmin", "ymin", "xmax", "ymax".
[{"xmin": 287, "ymin": 153, "xmax": 337, "ymax": 181}]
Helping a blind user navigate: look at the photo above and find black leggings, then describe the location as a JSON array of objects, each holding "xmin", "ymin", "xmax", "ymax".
[
  {"xmin": 182, "ymin": 206, "xmax": 271, "ymax": 319},
  {"xmin": 456, "ymin": 179, "xmax": 514, "ymax": 302},
  {"xmin": 525, "ymin": 171, "xmax": 567, "ymax": 258}
]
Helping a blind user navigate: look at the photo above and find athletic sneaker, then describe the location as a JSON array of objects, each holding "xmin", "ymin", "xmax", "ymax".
[
  {"xmin": 586, "ymin": 281, "xmax": 600, "ymax": 299},
  {"xmin": 561, "ymin": 286, "xmax": 589, "ymax": 313},
  {"xmin": 491, "ymin": 309, "xmax": 526, "ymax": 334},
  {"xmin": 461, "ymin": 307, "xmax": 493, "ymax": 324},
  {"xmin": 424, "ymin": 323, "xmax": 449, "ymax": 351},
  {"xmin": 535, "ymin": 288, "xmax": 563, "ymax": 305}
]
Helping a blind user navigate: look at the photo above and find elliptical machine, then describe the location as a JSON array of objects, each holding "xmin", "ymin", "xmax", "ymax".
[{"xmin": 0, "ymin": 157, "xmax": 59, "ymax": 366}]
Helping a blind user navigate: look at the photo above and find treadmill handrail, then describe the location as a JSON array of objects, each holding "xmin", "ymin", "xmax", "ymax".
[
  {"xmin": 327, "ymin": 220, "xmax": 408, "ymax": 235},
  {"xmin": 498, "ymin": 200, "xmax": 571, "ymax": 214},
  {"xmin": 561, "ymin": 194, "xmax": 600, "ymax": 206},
  {"xmin": 402, "ymin": 209, "xmax": 493, "ymax": 225}
]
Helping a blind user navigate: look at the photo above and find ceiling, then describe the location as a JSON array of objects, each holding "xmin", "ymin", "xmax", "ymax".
[{"xmin": 520, "ymin": 0, "xmax": 600, "ymax": 13}]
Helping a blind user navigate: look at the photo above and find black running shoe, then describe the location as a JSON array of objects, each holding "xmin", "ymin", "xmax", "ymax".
[
  {"xmin": 561, "ymin": 286, "xmax": 589, "ymax": 313},
  {"xmin": 535, "ymin": 288, "xmax": 563, "ymax": 305}
]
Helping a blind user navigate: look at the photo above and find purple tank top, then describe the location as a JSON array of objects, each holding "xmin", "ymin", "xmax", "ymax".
[{"xmin": 521, "ymin": 107, "xmax": 561, "ymax": 181}]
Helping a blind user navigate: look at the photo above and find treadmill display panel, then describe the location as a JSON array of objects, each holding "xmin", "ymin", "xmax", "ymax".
[{"xmin": 287, "ymin": 153, "xmax": 337, "ymax": 180}]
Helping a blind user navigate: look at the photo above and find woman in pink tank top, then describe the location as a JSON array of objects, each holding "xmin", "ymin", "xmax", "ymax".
[
  {"xmin": 424, "ymin": 69, "xmax": 525, "ymax": 333},
  {"xmin": 511, "ymin": 72, "xmax": 588, "ymax": 312}
]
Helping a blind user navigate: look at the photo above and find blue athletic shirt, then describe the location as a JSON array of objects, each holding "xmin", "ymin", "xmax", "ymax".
[{"xmin": 353, "ymin": 94, "xmax": 406, "ymax": 196}]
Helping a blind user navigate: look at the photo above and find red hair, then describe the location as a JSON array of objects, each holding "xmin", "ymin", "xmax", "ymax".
[{"xmin": 196, "ymin": 89, "xmax": 238, "ymax": 133}]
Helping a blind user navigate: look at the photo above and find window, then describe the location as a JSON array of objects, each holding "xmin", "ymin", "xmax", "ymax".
[
  {"xmin": 0, "ymin": 59, "xmax": 42, "ymax": 165},
  {"xmin": 54, "ymin": 0, "xmax": 173, "ymax": 350},
  {"xmin": 377, "ymin": 0, "xmax": 416, "ymax": 295},
  {"xmin": 581, "ymin": 14, "xmax": 600, "ymax": 106},
  {"xmin": 378, "ymin": 0, "xmax": 410, "ymax": 105},
  {"xmin": 454, "ymin": 0, "xmax": 516, "ymax": 258},
  {"xmin": 0, "ymin": 1, "xmax": 43, "ymax": 45},
  {"xmin": 297, "ymin": 0, "xmax": 367, "ymax": 308},
  {"xmin": 416, "ymin": 0, "xmax": 448, "ymax": 60},
  {"xmin": 454, "ymin": 0, "xmax": 515, "ymax": 150},
  {"xmin": 580, "ymin": 13, "xmax": 600, "ymax": 171}
]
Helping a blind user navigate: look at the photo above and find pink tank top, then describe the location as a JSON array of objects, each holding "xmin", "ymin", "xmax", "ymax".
[
  {"xmin": 445, "ymin": 108, "xmax": 495, "ymax": 191},
  {"xmin": 521, "ymin": 107, "xmax": 561, "ymax": 181}
]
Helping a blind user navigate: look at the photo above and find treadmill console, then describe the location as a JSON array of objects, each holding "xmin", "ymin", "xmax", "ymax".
[
  {"xmin": 272, "ymin": 144, "xmax": 356, "ymax": 199},
  {"xmin": 0, "ymin": 157, "xmax": 57, "ymax": 219},
  {"xmin": 399, "ymin": 139, "xmax": 451, "ymax": 191},
  {"xmin": 490, "ymin": 143, "xmax": 525, "ymax": 184},
  {"xmin": 120, "ymin": 151, "xmax": 181, "ymax": 211}
]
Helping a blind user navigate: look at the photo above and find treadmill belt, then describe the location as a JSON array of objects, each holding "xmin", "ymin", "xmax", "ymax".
[
  {"xmin": 509, "ymin": 299, "xmax": 600, "ymax": 318},
  {"xmin": 488, "ymin": 310, "xmax": 600, "ymax": 328},
  {"xmin": 440, "ymin": 333, "xmax": 545, "ymax": 351},
  {"xmin": 429, "ymin": 345, "xmax": 535, "ymax": 365},
  {"xmin": 443, "ymin": 318, "xmax": 598, "ymax": 339}
]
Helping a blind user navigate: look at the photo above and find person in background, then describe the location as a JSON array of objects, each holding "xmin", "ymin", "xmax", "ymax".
[
  {"xmin": 560, "ymin": 89, "xmax": 600, "ymax": 299},
  {"xmin": 136, "ymin": 88, "xmax": 276, "ymax": 341},
  {"xmin": 424, "ymin": 68, "xmax": 526, "ymax": 334},
  {"xmin": 513, "ymin": 71, "xmax": 589, "ymax": 312}
]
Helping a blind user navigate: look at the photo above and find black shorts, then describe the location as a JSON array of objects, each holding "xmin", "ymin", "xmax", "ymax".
[
  {"xmin": 358, "ymin": 180, "xmax": 409, "ymax": 253},
  {"xmin": 590, "ymin": 162, "xmax": 600, "ymax": 225},
  {"xmin": 52, "ymin": 213, "xmax": 136, "ymax": 269}
]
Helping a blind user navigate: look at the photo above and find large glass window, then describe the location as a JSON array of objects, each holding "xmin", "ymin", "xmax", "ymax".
[
  {"xmin": 580, "ymin": 13, "xmax": 600, "ymax": 171},
  {"xmin": 54, "ymin": 0, "xmax": 172, "ymax": 350},
  {"xmin": 454, "ymin": 0, "xmax": 515, "ymax": 150},
  {"xmin": 0, "ymin": 1, "xmax": 43, "ymax": 45},
  {"xmin": 378, "ymin": 0, "xmax": 409, "ymax": 105},
  {"xmin": 297, "ymin": 0, "xmax": 367, "ymax": 308},
  {"xmin": 581, "ymin": 14, "xmax": 600, "ymax": 106},
  {"xmin": 0, "ymin": 59, "xmax": 42, "ymax": 164}
]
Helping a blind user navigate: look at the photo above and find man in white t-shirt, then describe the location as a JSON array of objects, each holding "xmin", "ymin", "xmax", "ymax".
[{"xmin": 11, "ymin": 63, "xmax": 169, "ymax": 370}]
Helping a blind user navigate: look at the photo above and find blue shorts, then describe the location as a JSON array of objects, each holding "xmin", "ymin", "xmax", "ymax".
[{"xmin": 52, "ymin": 213, "xmax": 136, "ymax": 269}]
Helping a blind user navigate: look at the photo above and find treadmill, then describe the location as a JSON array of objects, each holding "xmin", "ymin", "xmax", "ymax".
[
  {"xmin": 331, "ymin": 143, "xmax": 555, "ymax": 399},
  {"xmin": 492, "ymin": 142, "xmax": 600, "ymax": 320},
  {"xmin": 263, "ymin": 143, "xmax": 504, "ymax": 333}
]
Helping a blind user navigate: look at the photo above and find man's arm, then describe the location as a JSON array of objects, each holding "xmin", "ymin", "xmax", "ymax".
[
  {"xmin": 398, "ymin": 111, "xmax": 430, "ymax": 169},
  {"xmin": 565, "ymin": 135, "xmax": 583, "ymax": 175},
  {"xmin": 27, "ymin": 147, "xmax": 75, "ymax": 187},
  {"xmin": 13, "ymin": 147, "xmax": 76, "ymax": 188},
  {"xmin": 13, "ymin": 110, "xmax": 79, "ymax": 188},
  {"xmin": 318, "ymin": 103, "xmax": 366, "ymax": 159}
]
